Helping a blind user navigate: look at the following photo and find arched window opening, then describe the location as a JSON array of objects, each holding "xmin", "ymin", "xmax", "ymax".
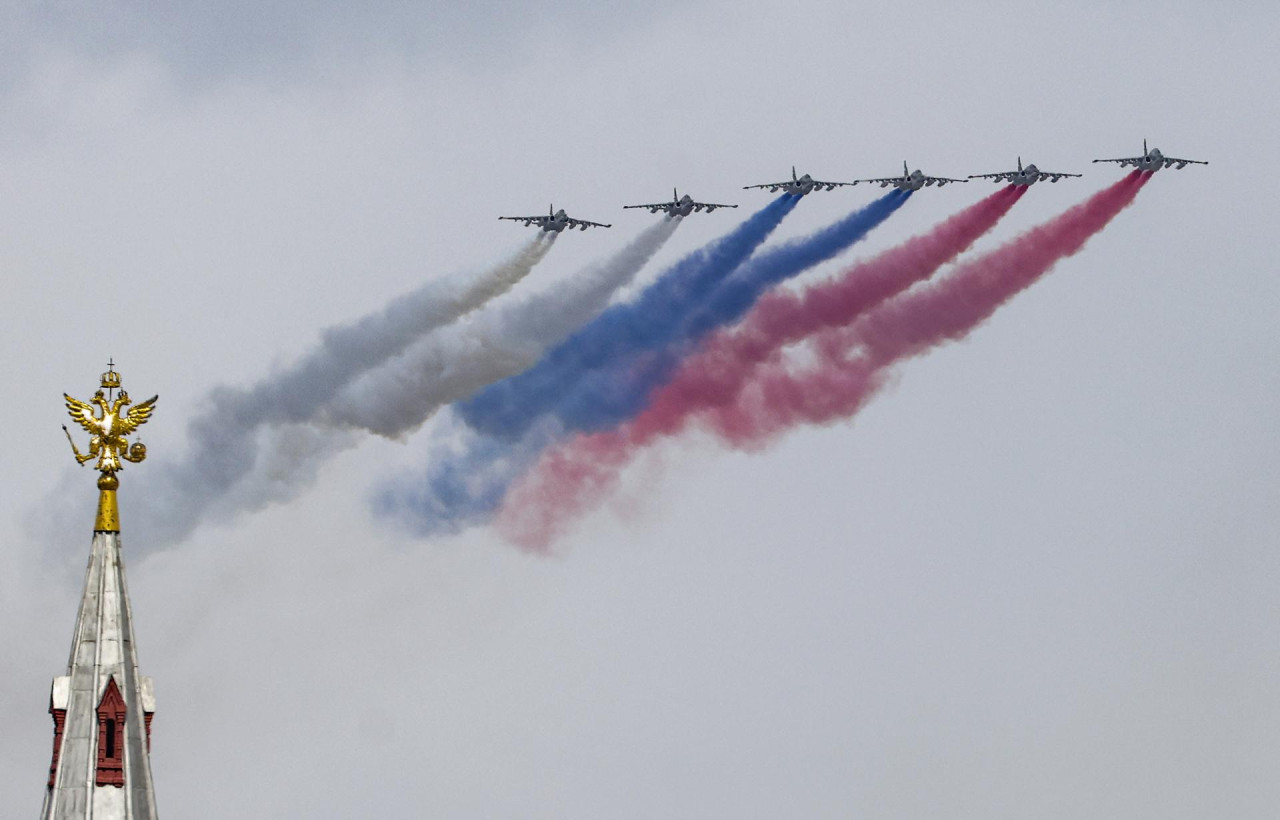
[{"xmin": 95, "ymin": 677, "xmax": 126, "ymax": 787}]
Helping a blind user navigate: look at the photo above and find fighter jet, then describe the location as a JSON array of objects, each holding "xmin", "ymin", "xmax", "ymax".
[
  {"xmin": 968, "ymin": 157, "xmax": 1082, "ymax": 186},
  {"xmin": 499, "ymin": 205, "xmax": 611, "ymax": 233},
  {"xmin": 624, "ymin": 189, "xmax": 738, "ymax": 217},
  {"xmin": 1093, "ymin": 140, "xmax": 1207, "ymax": 172},
  {"xmin": 855, "ymin": 161, "xmax": 967, "ymax": 191},
  {"xmin": 744, "ymin": 167, "xmax": 856, "ymax": 196}
]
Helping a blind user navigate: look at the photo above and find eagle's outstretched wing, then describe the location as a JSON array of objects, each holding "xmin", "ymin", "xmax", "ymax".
[
  {"xmin": 117, "ymin": 395, "xmax": 158, "ymax": 436},
  {"xmin": 64, "ymin": 394, "xmax": 99, "ymax": 434}
]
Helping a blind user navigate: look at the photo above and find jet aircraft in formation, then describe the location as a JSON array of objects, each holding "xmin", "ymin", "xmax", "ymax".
[
  {"xmin": 855, "ymin": 162, "xmax": 966, "ymax": 191},
  {"xmin": 500, "ymin": 205, "xmax": 611, "ymax": 233},
  {"xmin": 624, "ymin": 189, "xmax": 738, "ymax": 217},
  {"xmin": 743, "ymin": 167, "xmax": 856, "ymax": 196},
  {"xmin": 1093, "ymin": 140, "xmax": 1208, "ymax": 172},
  {"xmin": 504, "ymin": 141, "xmax": 1204, "ymax": 231},
  {"xmin": 969, "ymin": 157, "xmax": 1082, "ymax": 186}
]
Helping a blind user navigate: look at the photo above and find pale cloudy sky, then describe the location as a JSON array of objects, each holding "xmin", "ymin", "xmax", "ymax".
[{"xmin": 1, "ymin": 1, "xmax": 1276, "ymax": 816}]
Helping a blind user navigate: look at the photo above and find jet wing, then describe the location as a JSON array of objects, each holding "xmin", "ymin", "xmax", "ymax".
[
  {"xmin": 743, "ymin": 180, "xmax": 790, "ymax": 191},
  {"xmin": 565, "ymin": 217, "xmax": 611, "ymax": 230},
  {"xmin": 1159, "ymin": 156, "xmax": 1208, "ymax": 169},
  {"xmin": 1038, "ymin": 171, "xmax": 1083, "ymax": 182},
  {"xmin": 853, "ymin": 176, "xmax": 905, "ymax": 187},
  {"xmin": 499, "ymin": 215, "xmax": 547, "ymax": 225},
  {"xmin": 968, "ymin": 171, "xmax": 1017, "ymax": 183},
  {"xmin": 921, "ymin": 175, "xmax": 967, "ymax": 186},
  {"xmin": 622, "ymin": 202, "xmax": 669, "ymax": 210},
  {"xmin": 693, "ymin": 201, "xmax": 739, "ymax": 211},
  {"xmin": 1092, "ymin": 156, "xmax": 1143, "ymax": 166}
]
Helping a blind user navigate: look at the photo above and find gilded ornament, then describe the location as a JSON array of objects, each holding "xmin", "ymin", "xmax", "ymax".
[{"xmin": 62, "ymin": 362, "xmax": 157, "ymax": 532}]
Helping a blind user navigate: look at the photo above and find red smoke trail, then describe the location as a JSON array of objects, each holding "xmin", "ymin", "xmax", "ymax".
[
  {"xmin": 705, "ymin": 170, "xmax": 1149, "ymax": 444},
  {"xmin": 631, "ymin": 185, "xmax": 1025, "ymax": 443},
  {"xmin": 500, "ymin": 172, "xmax": 1148, "ymax": 551}
]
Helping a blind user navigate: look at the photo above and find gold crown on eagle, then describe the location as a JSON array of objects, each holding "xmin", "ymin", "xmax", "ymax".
[{"xmin": 100, "ymin": 366, "xmax": 122, "ymax": 390}]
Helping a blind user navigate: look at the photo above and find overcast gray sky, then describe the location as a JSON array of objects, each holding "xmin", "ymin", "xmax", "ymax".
[{"xmin": 2, "ymin": 1, "xmax": 1277, "ymax": 816}]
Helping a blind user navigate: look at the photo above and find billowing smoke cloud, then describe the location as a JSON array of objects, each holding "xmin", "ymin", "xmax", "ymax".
[
  {"xmin": 381, "ymin": 191, "xmax": 912, "ymax": 535},
  {"xmin": 498, "ymin": 172, "xmax": 1149, "ymax": 550},
  {"xmin": 94, "ymin": 237, "xmax": 557, "ymax": 549}
]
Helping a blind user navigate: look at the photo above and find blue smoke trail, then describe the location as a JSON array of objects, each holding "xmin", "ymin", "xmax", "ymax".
[
  {"xmin": 457, "ymin": 195, "xmax": 799, "ymax": 440},
  {"xmin": 374, "ymin": 417, "xmax": 556, "ymax": 537},
  {"xmin": 554, "ymin": 190, "xmax": 911, "ymax": 432},
  {"xmin": 385, "ymin": 191, "xmax": 912, "ymax": 536}
]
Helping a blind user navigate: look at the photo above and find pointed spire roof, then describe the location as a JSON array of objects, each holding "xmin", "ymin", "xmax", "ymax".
[
  {"xmin": 43, "ymin": 366, "xmax": 159, "ymax": 818},
  {"xmin": 42, "ymin": 532, "xmax": 158, "ymax": 818}
]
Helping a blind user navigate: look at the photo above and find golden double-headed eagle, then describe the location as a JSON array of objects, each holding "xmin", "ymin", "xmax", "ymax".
[{"xmin": 63, "ymin": 367, "xmax": 157, "ymax": 475}]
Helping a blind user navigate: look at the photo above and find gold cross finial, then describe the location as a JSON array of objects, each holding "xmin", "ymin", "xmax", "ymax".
[{"xmin": 100, "ymin": 358, "xmax": 122, "ymax": 391}]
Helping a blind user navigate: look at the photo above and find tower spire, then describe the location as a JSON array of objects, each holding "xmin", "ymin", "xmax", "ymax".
[{"xmin": 43, "ymin": 365, "xmax": 160, "ymax": 818}]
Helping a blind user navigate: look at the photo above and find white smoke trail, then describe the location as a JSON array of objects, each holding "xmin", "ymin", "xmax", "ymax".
[
  {"xmin": 227, "ymin": 235, "xmax": 555, "ymax": 426},
  {"xmin": 320, "ymin": 216, "xmax": 682, "ymax": 437},
  {"xmin": 41, "ymin": 237, "xmax": 555, "ymax": 551}
]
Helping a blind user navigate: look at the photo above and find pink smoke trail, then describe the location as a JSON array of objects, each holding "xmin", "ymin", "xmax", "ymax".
[
  {"xmin": 500, "ymin": 172, "xmax": 1148, "ymax": 551},
  {"xmin": 705, "ymin": 171, "xmax": 1149, "ymax": 444},
  {"xmin": 631, "ymin": 185, "xmax": 1025, "ymax": 444}
]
